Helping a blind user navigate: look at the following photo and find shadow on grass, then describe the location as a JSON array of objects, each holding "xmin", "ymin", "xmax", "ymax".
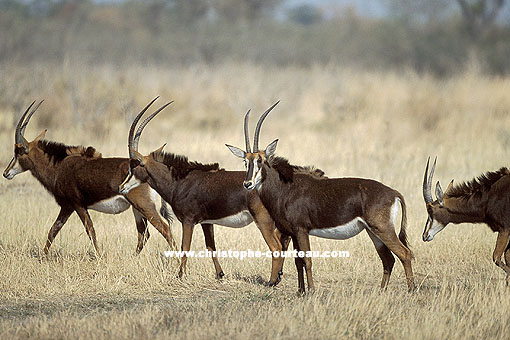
[{"xmin": 231, "ymin": 272, "xmax": 268, "ymax": 286}]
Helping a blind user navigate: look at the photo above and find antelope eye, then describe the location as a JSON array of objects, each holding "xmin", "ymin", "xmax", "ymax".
[
  {"xmin": 14, "ymin": 145, "xmax": 25, "ymax": 155},
  {"xmin": 130, "ymin": 159, "xmax": 141, "ymax": 169}
]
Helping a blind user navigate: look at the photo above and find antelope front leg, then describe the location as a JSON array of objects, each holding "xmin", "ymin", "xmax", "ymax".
[
  {"xmin": 255, "ymin": 222, "xmax": 284, "ymax": 286},
  {"xmin": 492, "ymin": 230, "xmax": 510, "ymax": 277},
  {"xmin": 178, "ymin": 223, "xmax": 194, "ymax": 278},
  {"xmin": 42, "ymin": 206, "xmax": 74, "ymax": 257},
  {"xmin": 274, "ymin": 228, "xmax": 291, "ymax": 284},
  {"xmin": 251, "ymin": 198, "xmax": 284, "ymax": 286}
]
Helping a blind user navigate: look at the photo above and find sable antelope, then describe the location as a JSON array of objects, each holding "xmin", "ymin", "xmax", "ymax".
[
  {"xmin": 422, "ymin": 158, "xmax": 510, "ymax": 283},
  {"xmin": 3, "ymin": 100, "xmax": 177, "ymax": 256},
  {"xmin": 118, "ymin": 98, "xmax": 297, "ymax": 283},
  {"xmin": 117, "ymin": 99, "xmax": 328, "ymax": 281},
  {"xmin": 226, "ymin": 102, "xmax": 415, "ymax": 293}
]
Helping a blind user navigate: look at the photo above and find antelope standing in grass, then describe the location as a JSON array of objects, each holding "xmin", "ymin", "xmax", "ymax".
[
  {"xmin": 3, "ymin": 100, "xmax": 177, "ymax": 256},
  {"xmin": 226, "ymin": 102, "xmax": 415, "ymax": 293},
  {"xmin": 119, "ymin": 98, "xmax": 301, "ymax": 284},
  {"xmin": 423, "ymin": 158, "xmax": 510, "ymax": 284}
]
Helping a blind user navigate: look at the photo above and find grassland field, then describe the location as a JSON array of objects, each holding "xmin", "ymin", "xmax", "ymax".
[{"xmin": 0, "ymin": 62, "xmax": 509, "ymax": 339}]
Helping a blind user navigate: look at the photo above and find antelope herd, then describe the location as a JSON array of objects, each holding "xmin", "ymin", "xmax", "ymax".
[{"xmin": 3, "ymin": 99, "xmax": 510, "ymax": 292}]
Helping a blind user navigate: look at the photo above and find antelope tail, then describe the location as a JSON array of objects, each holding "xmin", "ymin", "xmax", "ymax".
[
  {"xmin": 159, "ymin": 198, "xmax": 174, "ymax": 226},
  {"xmin": 397, "ymin": 194, "xmax": 414, "ymax": 259}
]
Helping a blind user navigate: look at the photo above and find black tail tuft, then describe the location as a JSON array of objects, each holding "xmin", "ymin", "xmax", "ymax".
[{"xmin": 159, "ymin": 198, "xmax": 174, "ymax": 225}]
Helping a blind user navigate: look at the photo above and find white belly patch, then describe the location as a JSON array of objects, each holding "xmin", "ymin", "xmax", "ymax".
[
  {"xmin": 202, "ymin": 210, "xmax": 253, "ymax": 228},
  {"xmin": 89, "ymin": 195, "xmax": 131, "ymax": 214},
  {"xmin": 309, "ymin": 217, "xmax": 367, "ymax": 240}
]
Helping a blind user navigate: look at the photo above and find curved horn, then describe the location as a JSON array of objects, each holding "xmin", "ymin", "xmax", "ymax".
[
  {"xmin": 15, "ymin": 100, "xmax": 36, "ymax": 146},
  {"xmin": 253, "ymin": 100, "xmax": 280, "ymax": 152},
  {"xmin": 132, "ymin": 101, "xmax": 174, "ymax": 154},
  {"xmin": 20, "ymin": 100, "xmax": 44, "ymax": 137},
  {"xmin": 423, "ymin": 157, "xmax": 437, "ymax": 204},
  {"xmin": 244, "ymin": 109, "xmax": 251, "ymax": 153},
  {"xmin": 128, "ymin": 97, "xmax": 159, "ymax": 159}
]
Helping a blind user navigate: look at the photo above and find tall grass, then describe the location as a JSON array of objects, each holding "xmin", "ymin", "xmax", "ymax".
[{"xmin": 0, "ymin": 63, "xmax": 509, "ymax": 339}]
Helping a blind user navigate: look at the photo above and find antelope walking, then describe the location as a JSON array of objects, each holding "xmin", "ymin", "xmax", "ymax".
[
  {"xmin": 226, "ymin": 102, "xmax": 415, "ymax": 293},
  {"xmin": 422, "ymin": 158, "xmax": 510, "ymax": 283},
  {"xmin": 119, "ymin": 98, "xmax": 297, "ymax": 284},
  {"xmin": 3, "ymin": 100, "xmax": 177, "ymax": 256}
]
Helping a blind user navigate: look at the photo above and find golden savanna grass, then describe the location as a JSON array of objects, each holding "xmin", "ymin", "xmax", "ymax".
[{"xmin": 0, "ymin": 63, "xmax": 509, "ymax": 339}]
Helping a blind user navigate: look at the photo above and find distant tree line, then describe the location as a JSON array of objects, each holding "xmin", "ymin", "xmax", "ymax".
[{"xmin": 0, "ymin": 0, "xmax": 509, "ymax": 75}]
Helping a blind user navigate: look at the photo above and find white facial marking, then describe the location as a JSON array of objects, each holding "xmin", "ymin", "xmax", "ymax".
[
  {"xmin": 309, "ymin": 217, "xmax": 368, "ymax": 240},
  {"xmin": 424, "ymin": 218, "xmax": 445, "ymax": 242},
  {"xmin": 202, "ymin": 210, "xmax": 254, "ymax": 228},
  {"xmin": 4, "ymin": 157, "xmax": 23, "ymax": 179},
  {"xmin": 253, "ymin": 164, "xmax": 263, "ymax": 190},
  {"xmin": 89, "ymin": 195, "xmax": 131, "ymax": 214},
  {"xmin": 244, "ymin": 159, "xmax": 261, "ymax": 191},
  {"xmin": 119, "ymin": 174, "xmax": 142, "ymax": 194}
]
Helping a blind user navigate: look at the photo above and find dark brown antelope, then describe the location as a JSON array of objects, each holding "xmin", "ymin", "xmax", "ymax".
[
  {"xmin": 119, "ymin": 98, "xmax": 295, "ymax": 284},
  {"xmin": 226, "ymin": 102, "xmax": 415, "ymax": 293},
  {"xmin": 3, "ymin": 100, "xmax": 177, "ymax": 256},
  {"xmin": 422, "ymin": 157, "xmax": 510, "ymax": 283}
]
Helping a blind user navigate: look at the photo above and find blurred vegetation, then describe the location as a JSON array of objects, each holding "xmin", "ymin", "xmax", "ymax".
[{"xmin": 0, "ymin": 0, "xmax": 509, "ymax": 75}]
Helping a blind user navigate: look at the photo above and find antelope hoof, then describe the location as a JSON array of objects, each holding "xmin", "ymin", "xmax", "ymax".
[
  {"xmin": 265, "ymin": 278, "xmax": 280, "ymax": 287},
  {"xmin": 216, "ymin": 271, "xmax": 225, "ymax": 280},
  {"xmin": 267, "ymin": 271, "xmax": 283, "ymax": 287}
]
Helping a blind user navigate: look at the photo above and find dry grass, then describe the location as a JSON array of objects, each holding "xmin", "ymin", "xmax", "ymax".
[{"xmin": 0, "ymin": 63, "xmax": 509, "ymax": 339}]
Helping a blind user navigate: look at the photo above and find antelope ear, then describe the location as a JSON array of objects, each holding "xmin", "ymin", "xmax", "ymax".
[
  {"xmin": 154, "ymin": 143, "xmax": 166, "ymax": 154},
  {"xmin": 435, "ymin": 181, "xmax": 444, "ymax": 207},
  {"xmin": 265, "ymin": 139, "xmax": 278, "ymax": 157},
  {"xmin": 445, "ymin": 179, "xmax": 454, "ymax": 195},
  {"xmin": 33, "ymin": 129, "xmax": 47, "ymax": 144},
  {"xmin": 129, "ymin": 147, "xmax": 145, "ymax": 165},
  {"xmin": 225, "ymin": 144, "xmax": 246, "ymax": 159},
  {"xmin": 22, "ymin": 136, "xmax": 30, "ymax": 152}
]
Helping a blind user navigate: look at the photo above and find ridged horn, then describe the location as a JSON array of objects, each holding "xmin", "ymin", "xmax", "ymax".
[
  {"xmin": 244, "ymin": 109, "xmax": 251, "ymax": 153},
  {"xmin": 128, "ymin": 97, "xmax": 159, "ymax": 159},
  {"xmin": 423, "ymin": 157, "xmax": 437, "ymax": 204},
  {"xmin": 253, "ymin": 101, "xmax": 280, "ymax": 152},
  {"xmin": 132, "ymin": 100, "xmax": 173, "ymax": 154}
]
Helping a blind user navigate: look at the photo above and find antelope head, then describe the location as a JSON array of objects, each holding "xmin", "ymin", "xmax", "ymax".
[
  {"xmin": 226, "ymin": 101, "xmax": 279, "ymax": 191},
  {"xmin": 3, "ymin": 100, "xmax": 47, "ymax": 180},
  {"xmin": 422, "ymin": 157, "xmax": 454, "ymax": 242},
  {"xmin": 119, "ymin": 97, "xmax": 172, "ymax": 194}
]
